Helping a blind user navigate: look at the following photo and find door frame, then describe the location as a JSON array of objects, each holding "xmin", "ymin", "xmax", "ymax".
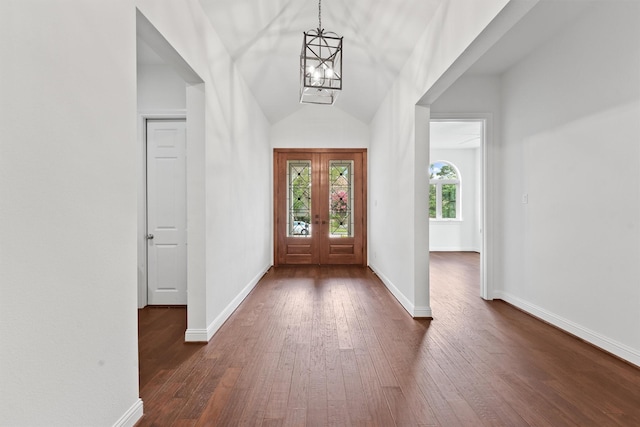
[
  {"xmin": 430, "ymin": 113, "xmax": 492, "ymax": 300},
  {"xmin": 273, "ymin": 148, "xmax": 368, "ymax": 267},
  {"xmin": 137, "ymin": 111, "xmax": 186, "ymax": 308}
]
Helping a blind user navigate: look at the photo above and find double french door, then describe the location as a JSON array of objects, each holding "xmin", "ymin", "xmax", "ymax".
[{"xmin": 274, "ymin": 149, "xmax": 367, "ymax": 266}]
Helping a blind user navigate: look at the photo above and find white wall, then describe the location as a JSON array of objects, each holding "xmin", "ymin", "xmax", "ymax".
[
  {"xmin": 135, "ymin": 0, "xmax": 272, "ymax": 342},
  {"xmin": 1, "ymin": 0, "xmax": 273, "ymax": 424},
  {"xmin": 429, "ymin": 148, "xmax": 480, "ymax": 251},
  {"xmin": 495, "ymin": 1, "xmax": 640, "ymax": 365},
  {"xmin": 368, "ymin": 0, "xmax": 512, "ymax": 317},
  {"xmin": 271, "ymin": 106, "xmax": 370, "ymax": 267},
  {"xmin": 137, "ymin": 63, "xmax": 186, "ymax": 110},
  {"xmin": 0, "ymin": 1, "xmax": 142, "ymax": 425},
  {"xmin": 431, "ymin": 75, "xmax": 502, "ymax": 115},
  {"xmin": 271, "ymin": 105, "xmax": 369, "ymax": 149}
]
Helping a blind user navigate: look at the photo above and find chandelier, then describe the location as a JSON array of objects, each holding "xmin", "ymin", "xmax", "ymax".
[{"xmin": 300, "ymin": 0, "xmax": 343, "ymax": 105}]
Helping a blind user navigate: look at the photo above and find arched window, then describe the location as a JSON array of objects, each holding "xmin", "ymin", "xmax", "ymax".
[{"xmin": 429, "ymin": 161, "xmax": 460, "ymax": 220}]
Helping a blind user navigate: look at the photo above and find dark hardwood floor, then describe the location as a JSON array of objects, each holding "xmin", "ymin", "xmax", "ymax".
[{"xmin": 137, "ymin": 252, "xmax": 640, "ymax": 426}]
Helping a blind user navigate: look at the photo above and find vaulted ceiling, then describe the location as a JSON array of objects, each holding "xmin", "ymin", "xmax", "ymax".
[
  {"xmin": 137, "ymin": 1, "xmax": 594, "ymax": 126},
  {"xmin": 197, "ymin": 0, "xmax": 445, "ymax": 124}
]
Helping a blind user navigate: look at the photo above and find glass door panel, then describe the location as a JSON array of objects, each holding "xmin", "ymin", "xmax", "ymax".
[
  {"xmin": 328, "ymin": 160, "xmax": 354, "ymax": 237},
  {"xmin": 319, "ymin": 152, "xmax": 364, "ymax": 265},
  {"xmin": 287, "ymin": 160, "xmax": 312, "ymax": 237}
]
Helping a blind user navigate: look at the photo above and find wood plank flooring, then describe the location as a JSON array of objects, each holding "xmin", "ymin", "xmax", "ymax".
[{"xmin": 137, "ymin": 252, "xmax": 640, "ymax": 426}]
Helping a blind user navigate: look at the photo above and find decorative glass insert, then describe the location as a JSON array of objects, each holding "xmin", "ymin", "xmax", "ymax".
[
  {"xmin": 328, "ymin": 160, "xmax": 354, "ymax": 237},
  {"xmin": 287, "ymin": 161, "xmax": 312, "ymax": 237}
]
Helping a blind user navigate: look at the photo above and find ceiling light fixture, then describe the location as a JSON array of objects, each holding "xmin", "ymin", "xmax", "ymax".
[{"xmin": 300, "ymin": 0, "xmax": 343, "ymax": 105}]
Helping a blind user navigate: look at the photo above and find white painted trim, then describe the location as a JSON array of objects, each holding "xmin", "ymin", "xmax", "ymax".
[
  {"xmin": 494, "ymin": 291, "xmax": 640, "ymax": 368},
  {"xmin": 413, "ymin": 306, "xmax": 433, "ymax": 318},
  {"xmin": 112, "ymin": 399, "xmax": 143, "ymax": 427},
  {"xmin": 137, "ymin": 111, "xmax": 187, "ymax": 309},
  {"xmin": 184, "ymin": 328, "xmax": 209, "ymax": 342},
  {"xmin": 430, "ymin": 113, "xmax": 493, "ymax": 301},
  {"xmin": 184, "ymin": 83, "xmax": 208, "ymax": 342},
  {"xmin": 369, "ymin": 266, "xmax": 420, "ymax": 317},
  {"xmin": 185, "ymin": 265, "xmax": 271, "ymax": 342},
  {"xmin": 430, "ymin": 247, "xmax": 480, "ymax": 252},
  {"xmin": 414, "ymin": 105, "xmax": 433, "ymax": 319},
  {"xmin": 480, "ymin": 115, "xmax": 492, "ymax": 301}
]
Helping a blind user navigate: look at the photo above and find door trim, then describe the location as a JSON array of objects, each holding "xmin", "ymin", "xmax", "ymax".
[
  {"xmin": 273, "ymin": 148, "xmax": 367, "ymax": 267},
  {"xmin": 145, "ymin": 118, "xmax": 188, "ymax": 305},
  {"xmin": 137, "ymin": 111, "xmax": 186, "ymax": 309},
  {"xmin": 430, "ymin": 113, "xmax": 492, "ymax": 300}
]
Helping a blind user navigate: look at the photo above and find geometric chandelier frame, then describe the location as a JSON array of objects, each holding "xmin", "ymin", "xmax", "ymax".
[{"xmin": 299, "ymin": 0, "xmax": 343, "ymax": 105}]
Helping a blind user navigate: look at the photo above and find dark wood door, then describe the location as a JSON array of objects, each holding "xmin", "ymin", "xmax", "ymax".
[{"xmin": 274, "ymin": 149, "xmax": 366, "ymax": 266}]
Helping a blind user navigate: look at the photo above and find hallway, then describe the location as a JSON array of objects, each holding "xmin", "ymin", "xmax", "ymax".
[{"xmin": 137, "ymin": 253, "xmax": 640, "ymax": 426}]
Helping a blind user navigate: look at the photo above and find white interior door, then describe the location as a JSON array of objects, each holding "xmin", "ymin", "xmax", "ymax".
[{"xmin": 146, "ymin": 119, "xmax": 187, "ymax": 305}]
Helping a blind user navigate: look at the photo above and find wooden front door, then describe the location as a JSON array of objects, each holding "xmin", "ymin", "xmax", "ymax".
[{"xmin": 274, "ymin": 149, "xmax": 367, "ymax": 266}]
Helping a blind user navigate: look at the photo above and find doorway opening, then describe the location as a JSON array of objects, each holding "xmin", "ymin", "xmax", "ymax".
[
  {"xmin": 137, "ymin": 8, "xmax": 207, "ymax": 343},
  {"xmin": 429, "ymin": 117, "xmax": 488, "ymax": 299}
]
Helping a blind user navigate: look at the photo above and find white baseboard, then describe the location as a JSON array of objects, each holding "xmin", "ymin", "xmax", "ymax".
[
  {"xmin": 493, "ymin": 290, "xmax": 640, "ymax": 368},
  {"xmin": 369, "ymin": 265, "xmax": 432, "ymax": 318},
  {"xmin": 413, "ymin": 306, "xmax": 433, "ymax": 318},
  {"xmin": 185, "ymin": 265, "xmax": 271, "ymax": 342},
  {"xmin": 184, "ymin": 328, "xmax": 209, "ymax": 342},
  {"xmin": 429, "ymin": 247, "xmax": 479, "ymax": 252},
  {"xmin": 113, "ymin": 399, "xmax": 143, "ymax": 427}
]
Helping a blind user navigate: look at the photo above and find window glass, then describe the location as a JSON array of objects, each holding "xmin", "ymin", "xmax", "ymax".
[
  {"xmin": 287, "ymin": 160, "xmax": 312, "ymax": 237},
  {"xmin": 429, "ymin": 184, "xmax": 437, "ymax": 219},
  {"xmin": 429, "ymin": 161, "xmax": 460, "ymax": 220},
  {"xmin": 328, "ymin": 160, "xmax": 354, "ymax": 237},
  {"xmin": 430, "ymin": 161, "xmax": 458, "ymax": 180},
  {"xmin": 442, "ymin": 184, "xmax": 457, "ymax": 219}
]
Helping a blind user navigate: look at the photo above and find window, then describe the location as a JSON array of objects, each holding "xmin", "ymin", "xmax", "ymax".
[{"xmin": 429, "ymin": 161, "xmax": 460, "ymax": 220}]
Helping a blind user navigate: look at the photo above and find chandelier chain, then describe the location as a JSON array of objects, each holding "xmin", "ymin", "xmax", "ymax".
[{"xmin": 318, "ymin": 0, "xmax": 322, "ymax": 30}]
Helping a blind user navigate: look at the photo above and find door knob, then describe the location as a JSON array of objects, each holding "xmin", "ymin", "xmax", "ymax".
[{"xmin": 147, "ymin": 234, "xmax": 154, "ymax": 240}]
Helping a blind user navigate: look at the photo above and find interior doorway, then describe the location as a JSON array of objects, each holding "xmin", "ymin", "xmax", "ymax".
[
  {"xmin": 429, "ymin": 117, "xmax": 488, "ymax": 298},
  {"xmin": 145, "ymin": 119, "xmax": 187, "ymax": 305},
  {"xmin": 274, "ymin": 149, "xmax": 367, "ymax": 266},
  {"xmin": 137, "ymin": 9, "xmax": 207, "ymax": 342}
]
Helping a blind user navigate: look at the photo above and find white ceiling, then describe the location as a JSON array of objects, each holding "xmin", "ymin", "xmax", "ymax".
[
  {"xmin": 137, "ymin": 0, "xmax": 595, "ymax": 126},
  {"xmin": 430, "ymin": 121, "xmax": 482, "ymax": 149},
  {"xmin": 466, "ymin": 0, "xmax": 592, "ymax": 76},
  {"xmin": 197, "ymin": 0, "xmax": 444, "ymax": 124},
  {"xmin": 137, "ymin": 37, "xmax": 165, "ymax": 65}
]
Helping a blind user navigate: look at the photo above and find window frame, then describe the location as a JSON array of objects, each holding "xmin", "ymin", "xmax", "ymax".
[{"xmin": 429, "ymin": 160, "xmax": 461, "ymax": 221}]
